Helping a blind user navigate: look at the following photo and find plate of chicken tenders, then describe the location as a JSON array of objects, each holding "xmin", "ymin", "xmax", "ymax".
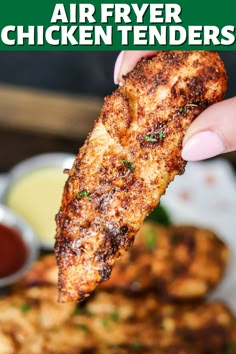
[{"xmin": 1, "ymin": 51, "xmax": 236, "ymax": 353}]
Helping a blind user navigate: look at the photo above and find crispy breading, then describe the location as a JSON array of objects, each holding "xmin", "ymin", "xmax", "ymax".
[
  {"xmin": 0, "ymin": 286, "xmax": 74, "ymax": 351},
  {"xmin": 55, "ymin": 51, "xmax": 227, "ymax": 302},
  {"xmin": 102, "ymin": 223, "xmax": 229, "ymax": 299},
  {"xmin": 0, "ymin": 332, "xmax": 15, "ymax": 354},
  {"xmin": 17, "ymin": 254, "xmax": 58, "ymax": 288},
  {"xmin": 71, "ymin": 292, "xmax": 236, "ymax": 353},
  {"xmin": 0, "ymin": 274, "xmax": 235, "ymax": 353}
]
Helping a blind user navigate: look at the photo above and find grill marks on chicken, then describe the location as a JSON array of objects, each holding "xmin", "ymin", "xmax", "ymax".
[{"xmin": 55, "ymin": 51, "xmax": 227, "ymax": 302}]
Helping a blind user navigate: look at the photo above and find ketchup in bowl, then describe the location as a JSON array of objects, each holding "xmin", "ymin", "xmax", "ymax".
[
  {"xmin": 0, "ymin": 223, "xmax": 28, "ymax": 278},
  {"xmin": 0, "ymin": 205, "xmax": 38, "ymax": 287}
]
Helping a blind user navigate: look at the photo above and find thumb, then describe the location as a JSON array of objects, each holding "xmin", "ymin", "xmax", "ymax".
[{"xmin": 182, "ymin": 97, "xmax": 236, "ymax": 161}]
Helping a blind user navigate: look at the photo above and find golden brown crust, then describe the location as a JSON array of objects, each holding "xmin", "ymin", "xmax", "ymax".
[
  {"xmin": 102, "ymin": 223, "xmax": 229, "ymax": 300},
  {"xmin": 17, "ymin": 254, "xmax": 58, "ymax": 288},
  {"xmin": 1, "ymin": 285, "xmax": 235, "ymax": 354},
  {"xmin": 55, "ymin": 51, "xmax": 227, "ymax": 302}
]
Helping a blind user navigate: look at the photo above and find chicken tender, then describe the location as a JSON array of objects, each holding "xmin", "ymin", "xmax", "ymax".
[
  {"xmin": 55, "ymin": 51, "xmax": 227, "ymax": 302},
  {"xmin": 0, "ymin": 275, "xmax": 235, "ymax": 354},
  {"xmin": 18, "ymin": 254, "xmax": 58, "ymax": 288},
  {"xmin": 102, "ymin": 223, "xmax": 229, "ymax": 299},
  {"xmin": 71, "ymin": 292, "xmax": 236, "ymax": 354}
]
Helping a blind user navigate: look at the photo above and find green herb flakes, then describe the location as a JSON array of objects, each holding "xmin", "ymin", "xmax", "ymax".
[
  {"xmin": 144, "ymin": 135, "xmax": 158, "ymax": 142},
  {"xmin": 76, "ymin": 324, "xmax": 89, "ymax": 333},
  {"xmin": 159, "ymin": 130, "xmax": 165, "ymax": 140},
  {"xmin": 74, "ymin": 307, "xmax": 83, "ymax": 316},
  {"xmin": 74, "ymin": 307, "xmax": 94, "ymax": 317},
  {"xmin": 21, "ymin": 304, "xmax": 30, "ymax": 313},
  {"xmin": 144, "ymin": 129, "xmax": 165, "ymax": 143},
  {"xmin": 130, "ymin": 342, "xmax": 143, "ymax": 351},
  {"xmin": 101, "ymin": 318, "xmax": 110, "ymax": 328},
  {"xmin": 77, "ymin": 189, "xmax": 90, "ymax": 200},
  {"xmin": 110, "ymin": 310, "xmax": 120, "ymax": 322},
  {"xmin": 145, "ymin": 228, "xmax": 157, "ymax": 250},
  {"xmin": 122, "ymin": 159, "xmax": 135, "ymax": 172}
]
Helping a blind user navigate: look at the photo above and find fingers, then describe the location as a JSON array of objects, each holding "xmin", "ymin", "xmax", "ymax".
[
  {"xmin": 182, "ymin": 97, "xmax": 236, "ymax": 161},
  {"xmin": 114, "ymin": 50, "xmax": 157, "ymax": 84}
]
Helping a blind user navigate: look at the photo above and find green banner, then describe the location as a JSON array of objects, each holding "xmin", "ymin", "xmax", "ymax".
[{"xmin": 0, "ymin": 0, "xmax": 235, "ymax": 50}]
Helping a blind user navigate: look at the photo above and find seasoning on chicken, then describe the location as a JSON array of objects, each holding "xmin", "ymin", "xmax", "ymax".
[
  {"xmin": 102, "ymin": 223, "xmax": 229, "ymax": 299},
  {"xmin": 55, "ymin": 51, "xmax": 227, "ymax": 302}
]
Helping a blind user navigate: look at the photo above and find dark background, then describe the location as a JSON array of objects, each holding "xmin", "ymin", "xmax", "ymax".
[{"xmin": 0, "ymin": 51, "xmax": 235, "ymax": 98}]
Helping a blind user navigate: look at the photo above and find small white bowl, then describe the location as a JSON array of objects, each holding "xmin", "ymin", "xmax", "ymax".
[
  {"xmin": 0, "ymin": 205, "xmax": 38, "ymax": 287},
  {"xmin": 0, "ymin": 153, "xmax": 75, "ymax": 250}
]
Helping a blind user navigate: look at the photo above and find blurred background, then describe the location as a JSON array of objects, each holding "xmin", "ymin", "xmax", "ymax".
[{"xmin": 0, "ymin": 51, "xmax": 235, "ymax": 172}]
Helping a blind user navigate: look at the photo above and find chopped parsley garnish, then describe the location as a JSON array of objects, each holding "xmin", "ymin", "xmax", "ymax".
[
  {"xmin": 122, "ymin": 159, "xmax": 135, "ymax": 172},
  {"xmin": 74, "ymin": 307, "xmax": 84, "ymax": 316},
  {"xmin": 144, "ymin": 130, "xmax": 165, "ymax": 143},
  {"xmin": 144, "ymin": 135, "xmax": 158, "ymax": 142},
  {"xmin": 101, "ymin": 318, "xmax": 110, "ymax": 328},
  {"xmin": 159, "ymin": 130, "xmax": 165, "ymax": 140},
  {"xmin": 74, "ymin": 307, "xmax": 94, "ymax": 316},
  {"xmin": 21, "ymin": 303, "xmax": 30, "ymax": 313},
  {"xmin": 110, "ymin": 310, "xmax": 120, "ymax": 322},
  {"xmin": 145, "ymin": 228, "xmax": 158, "ymax": 250},
  {"xmin": 76, "ymin": 324, "xmax": 89, "ymax": 333},
  {"xmin": 130, "ymin": 342, "xmax": 143, "ymax": 351},
  {"xmin": 100, "ymin": 313, "xmax": 119, "ymax": 327},
  {"xmin": 77, "ymin": 189, "xmax": 90, "ymax": 200}
]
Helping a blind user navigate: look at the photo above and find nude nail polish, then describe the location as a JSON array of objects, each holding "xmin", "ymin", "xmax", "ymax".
[
  {"xmin": 113, "ymin": 51, "xmax": 124, "ymax": 85},
  {"xmin": 182, "ymin": 131, "xmax": 225, "ymax": 161}
]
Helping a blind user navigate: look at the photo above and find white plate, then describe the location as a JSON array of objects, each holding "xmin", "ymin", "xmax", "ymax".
[{"xmin": 161, "ymin": 159, "xmax": 236, "ymax": 312}]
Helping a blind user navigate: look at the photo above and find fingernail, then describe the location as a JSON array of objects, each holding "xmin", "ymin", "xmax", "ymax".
[
  {"xmin": 114, "ymin": 51, "xmax": 124, "ymax": 85},
  {"xmin": 182, "ymin": 131, "xmax": 225, "ymax": 161}
]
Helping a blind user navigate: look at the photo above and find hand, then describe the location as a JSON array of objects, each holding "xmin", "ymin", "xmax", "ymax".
[{"xmin": 114, "ymin": 51, "xmax": 236, "ymax": 161}]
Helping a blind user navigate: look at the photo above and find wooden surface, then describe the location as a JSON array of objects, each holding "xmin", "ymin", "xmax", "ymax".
[{"xmin": 0, "ymin": 83, "xmax": 103, "ymax": 139}]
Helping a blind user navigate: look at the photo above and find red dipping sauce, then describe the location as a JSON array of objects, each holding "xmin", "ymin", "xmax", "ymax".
[{"xmin": 0, "ymin": 223, "xmax": 28, "ymax": 278}]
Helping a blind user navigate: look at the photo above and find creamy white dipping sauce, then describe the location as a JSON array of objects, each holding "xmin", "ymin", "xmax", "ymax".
[{"xmin": 6, "ymin": 167, "xmax": 67, "ymax": 247}]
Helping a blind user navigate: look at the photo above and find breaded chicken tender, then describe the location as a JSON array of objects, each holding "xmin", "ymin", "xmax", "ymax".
[
  {"xmin": 1, "ymin": 285, "xmax": 235, "ymax": 354},
  {"xmin": 102, "ymin": 223, "xmax": 229, "ymax": 299},
  {"xmin": 17, "ymin": 254, "xmax": 58, "ymax": 288},
  {"xmin": 55, "ymin": 51, "xmax": 227, "ymax": 302}
]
